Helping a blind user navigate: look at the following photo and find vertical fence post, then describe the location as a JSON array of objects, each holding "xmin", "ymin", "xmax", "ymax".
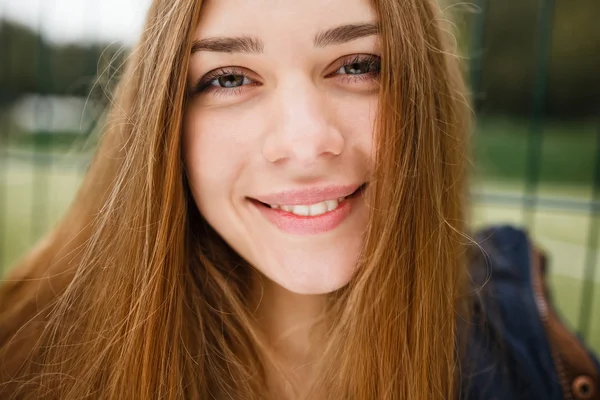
[
  {"xmin": 522, "ymin": 0, "xmax": 555, "ymax": 228},
  {"xmin": 579, "ymin": 116, "xmax": 600, "ymax": 338},
  {"xmin": 30, "ymin": 2, "xmax": 53, "ymax": 242},
  {"xmin": 0, "ymin": 13, "xmax": 7, "ymax": 271},
  {"xmin": 468, "ymin": 0, "xmax": 489, "ymax": 114}
]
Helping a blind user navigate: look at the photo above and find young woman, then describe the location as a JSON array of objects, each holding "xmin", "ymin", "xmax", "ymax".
[{"xmin": 1, "ymin": 0, "xmax": 598, "ymax": 399}]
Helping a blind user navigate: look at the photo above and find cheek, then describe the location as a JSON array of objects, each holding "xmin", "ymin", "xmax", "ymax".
[
  {"xmin": 332, "ymin": 94, "xmax": 377, "ymax": 158},
  {"xmin": 182, "ymin": 108, "xmax": 249, "ymax": 210},
  {"xmin": 183, "ymin": 103, "xmax": 266, "ymax": 180}
]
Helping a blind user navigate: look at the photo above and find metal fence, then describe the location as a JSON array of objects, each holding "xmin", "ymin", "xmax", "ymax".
[
  {"xmin": 0, "ymin": 0, "xmax": 598, "ymax": 350},
  {"xmin": 468, "ymin": 0, "xmax": 599, "ymax": 346}
]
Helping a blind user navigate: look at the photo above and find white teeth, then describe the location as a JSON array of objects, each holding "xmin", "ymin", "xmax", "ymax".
[
  {"xmin": 309, "ymin": 202, "xmax": 327, "ymax": 216},
  {"xmin": 325, "ymin": 200, "xmax": 339, "ymax": 212},
  {"xmin": 273, "ymin": 199, "xmax": 341, "ymax": 217},
  {"xmin": 292, "ymin": 205, "xmax": 310, "ymax": 216}
]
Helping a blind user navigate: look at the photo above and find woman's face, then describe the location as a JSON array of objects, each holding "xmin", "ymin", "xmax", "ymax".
[{"xmin": 183, "ymin": 0, "xmax": 379, "ymax": 294}]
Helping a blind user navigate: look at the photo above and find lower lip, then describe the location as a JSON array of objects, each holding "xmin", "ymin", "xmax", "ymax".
[{"xmin": 253, "ymin": 198, "xmax": 354, "ymax": 235}]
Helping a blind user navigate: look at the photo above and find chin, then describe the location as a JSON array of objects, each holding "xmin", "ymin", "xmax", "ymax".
[
  {"xmin": 255, "ymin": 242, "xmax": 363, "ymax": 295},
  {"xmin": 276, "ymin": 270, "xmax": 355, "ymax": 295}
]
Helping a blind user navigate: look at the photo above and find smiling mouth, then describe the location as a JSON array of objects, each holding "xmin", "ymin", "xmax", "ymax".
[{"xmin": 250, "ymin": 183, "xmax": 367, "ymax": 218}]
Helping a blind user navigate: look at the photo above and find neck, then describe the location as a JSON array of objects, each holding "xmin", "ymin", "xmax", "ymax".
[{"xmin": 251, "ymin": 272, "xmax": 327, "ymax": 396}]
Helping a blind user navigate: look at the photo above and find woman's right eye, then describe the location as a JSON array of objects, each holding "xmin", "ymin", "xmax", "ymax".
[
  {"xmin": 192, "ymin": 68, "xmax": 257, "ymax": 96},
  {"xmin": 209, "ymin": 74, "xmax": 252, "ymax": 89}
]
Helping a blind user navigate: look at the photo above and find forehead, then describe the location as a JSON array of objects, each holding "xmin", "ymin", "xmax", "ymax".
[{"xmin": 195, "ymin": 0, "xmax": 377, "ymax": 39}]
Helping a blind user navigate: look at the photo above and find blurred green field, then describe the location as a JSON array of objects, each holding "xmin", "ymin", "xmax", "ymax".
[
  {"xmin": 0, "ymin": 155, "xmax": 84, "ymax": 269},
  {"xmin": 473, "ymin": 117, "xmax": 599, "ymax": 185}
]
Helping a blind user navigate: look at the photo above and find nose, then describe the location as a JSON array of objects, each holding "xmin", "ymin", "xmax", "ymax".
[{"xmin": 262, "ymin": 76, "xmax": 345, "ymax": 165}]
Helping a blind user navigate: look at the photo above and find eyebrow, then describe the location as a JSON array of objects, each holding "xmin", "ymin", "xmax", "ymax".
[
  {"xmin": 191, "ymin": 22, "xmax": 379, "ymax": 54},
  {"xmin": 314, "ymin": 22, "xmax": 379, "ymax": 48},
  {"xmin": 191, "ymin": 36, "xmax": 263, "ymax": 54}
]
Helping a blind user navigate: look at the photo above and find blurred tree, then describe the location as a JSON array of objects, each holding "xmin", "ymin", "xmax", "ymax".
[
  {"xmin": 0, "ymin": 20, "xmax": 124, "ymax": 107},
  {"xmin": 0, "ymin": 21, "xmax": 38, "ymax": 104},
  {"xmin": 1, "ymin": 0, "xmax": 599, "ymax": 118},
  {"xmin": 472, "ymin": 0, "xmax": 600, "ymax": 117}
]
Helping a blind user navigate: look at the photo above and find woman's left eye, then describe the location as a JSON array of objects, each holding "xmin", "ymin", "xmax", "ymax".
[{"xmin": 335, "ymin": 56, "xmax": 381, "ymax": 76}]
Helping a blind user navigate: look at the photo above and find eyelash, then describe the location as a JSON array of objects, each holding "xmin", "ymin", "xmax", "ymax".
[{"xmin": 191, "ymin": 54, "xmax": 381, "ymax": 97}]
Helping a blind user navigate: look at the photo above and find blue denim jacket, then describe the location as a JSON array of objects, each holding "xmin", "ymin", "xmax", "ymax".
[{"xmin": 463, "ymin": 226, "xmax": 600, "ymax": 400}]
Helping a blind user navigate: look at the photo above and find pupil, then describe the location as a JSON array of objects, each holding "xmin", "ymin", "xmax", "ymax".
[
  {"xmin": 346, "ymin": 62, "xmax": 364, "ymax": 74},
  {"xmin": 218, "ymin": 75, "xmax": 243, "ymax": 88}
]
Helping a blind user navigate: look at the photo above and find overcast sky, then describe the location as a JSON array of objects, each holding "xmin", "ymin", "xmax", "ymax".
[{"xmin": 2, "ymin": 0, "xmax": 152, "ymax": 45}]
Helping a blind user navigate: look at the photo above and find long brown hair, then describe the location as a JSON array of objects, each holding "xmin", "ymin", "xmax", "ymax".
[{"xmin": 0, "ymin": 0, "xmax": 470, "ymax": 398}]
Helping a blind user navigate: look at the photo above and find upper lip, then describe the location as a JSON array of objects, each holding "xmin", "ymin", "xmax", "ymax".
[{"xmin": 252, "ymin": 184, "xmax": 363, "ymax": 206}]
